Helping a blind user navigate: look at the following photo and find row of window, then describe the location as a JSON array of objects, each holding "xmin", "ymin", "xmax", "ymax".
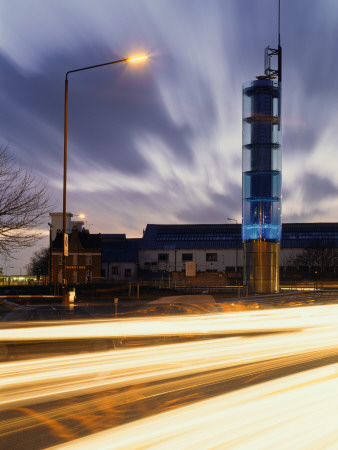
[
  {"xmin": 158, "ymin": 253, "xmax": 218, "ymax": 262},
  {"xmin": 57, "ymin": 270, "xmax": 92, "ymax": 283},
  {"xmin": 110, "ymin": 267, "xmax": 132, "ymax": 277},
  {"xmin": 284, "ymin": 229, "xmax": 338, "ymax": 234},
  {"xmin": 57, "ymin": 255, "xmax": 93, "ymax": 265},
  {"xmin": 157, "ymin": 231, "xmax": 338, "ymax": 242},
  {"xmin": 283, "ymin": 233, "xmax": 338, "ymax": 240},
  {"xmin": 156, "ymin": 233, "xmax": 240, "ymax": 241}
]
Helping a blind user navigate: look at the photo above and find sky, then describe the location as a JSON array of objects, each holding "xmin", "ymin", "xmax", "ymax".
[{"xmin": 1, "ymin": 0, "xmax": 338, "ymax": 274}]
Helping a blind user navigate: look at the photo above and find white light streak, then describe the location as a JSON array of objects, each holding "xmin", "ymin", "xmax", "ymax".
[
  {"xmin": 1, "ymin": 303, "xmax": 338, "ymax": 342},
  {"xmin": 1, "ymin": 304, "xmax": 338, "ymax": 448},
  {"xmin": 52, "ymin": 364, "xmax": 338, "ymax": 450}
]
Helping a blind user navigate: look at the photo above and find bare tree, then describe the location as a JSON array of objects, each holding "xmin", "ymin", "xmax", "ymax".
[
  {"xmin": 26, "ymin": 247, "xmax": 49, "ymax": 278},
  {"xmin": 292, "ymin": 243, "xmax": 338, "ymax": 278},
  {"xmin": 0, "ymin": 145, "xmax": 52, "ymax": 256}
]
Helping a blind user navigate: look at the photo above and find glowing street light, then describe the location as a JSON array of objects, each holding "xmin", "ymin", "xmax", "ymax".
[
  {"xmin": 127, "ymin": 55, "xmax": 149, "ymax": 63},
  {"xmin": 62, "ymin": 54, "xmax": 148, "ymax": 298}
]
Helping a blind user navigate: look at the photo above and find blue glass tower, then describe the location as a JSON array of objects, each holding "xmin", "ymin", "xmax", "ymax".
[{"xmin": 242, "ymin": 26, "xmax": 282, "ymax": 294}]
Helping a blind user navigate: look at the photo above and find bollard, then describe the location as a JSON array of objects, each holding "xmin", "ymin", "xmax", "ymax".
[
  {"xmin": 137, "ymin": 283, "xmax": 140, "ymax": 299},
  {"xmin": 67, "ymin": 288, "xmax": 76, "ymax": 310},
  {"xmin": 114, "ymin": 297, "xmax": 118, "ymax": 318}
]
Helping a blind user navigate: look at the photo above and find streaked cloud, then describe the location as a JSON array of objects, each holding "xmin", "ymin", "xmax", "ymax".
[{"xmin": 1, "ymin": 0, "xmax": 338, "ymax": 270}]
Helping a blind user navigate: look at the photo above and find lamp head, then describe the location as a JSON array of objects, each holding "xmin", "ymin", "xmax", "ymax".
[{"xmin": 127, "ymin": 55, "xmax": 148, "ymax": 63}]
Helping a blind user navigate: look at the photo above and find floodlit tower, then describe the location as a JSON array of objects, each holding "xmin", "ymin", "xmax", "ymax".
[{"xmin": 242, "ymin": 2, "xmax": 282, "ymax": 294}]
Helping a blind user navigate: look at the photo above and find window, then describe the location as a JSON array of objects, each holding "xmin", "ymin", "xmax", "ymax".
[
  {"xmin": 111, "ymin": 266, "xmax": 119, "ymax": 275},
  {"xmin": 86, "ymin": 271, "xmax": 92, "ymax": 282},
  {"xmin": 182, "ymin": 253, "xmax": 193, "ymax": 261},
  {"xmin": 157, "ymin": 232, "xmax": 240, "ymax": 241},
  {"xmin": 73, "ymin": 254, "xmax": 78, "ymax": 265},
  {"xmin": 85, "ymin": 255, "xmax": 92, "ymax": 265},
  {"xmin": 158, "ymin": 253, "xmax": 169, "ymax": 262},
  {"xmin": 58, "ymin": 255, "xmax": 62, "ymax": 265},
  {"xmin": 206, "ymin": 253, "xmax": 217, "ymax": 262},
  {"xmin": 124, "ymin": 268, "xmax": 131, "ymax": 277},
  {"xmin": 73, "ymin": 271, "xmax": 78, "ymax": 283}
]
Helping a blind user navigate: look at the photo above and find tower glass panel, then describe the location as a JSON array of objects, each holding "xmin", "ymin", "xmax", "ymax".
[{"xmin": 242, "ymin": 79, "xmax": 282, "ymax": 243}]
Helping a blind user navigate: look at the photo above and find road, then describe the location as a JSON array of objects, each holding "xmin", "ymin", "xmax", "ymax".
[{"xmin": 1, "ymin": 303, "xmax": 338, "ymax": 449}]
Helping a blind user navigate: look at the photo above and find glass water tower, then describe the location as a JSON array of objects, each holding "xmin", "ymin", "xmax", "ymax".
[{"xmin": 242, "ymin": 42, "xmax": 282, "ymax": 294}]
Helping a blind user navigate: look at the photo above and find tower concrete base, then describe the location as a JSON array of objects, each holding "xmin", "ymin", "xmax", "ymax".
[{"xmin": 244, "ymin": 241, "xmax": 280, "ymax": 295}]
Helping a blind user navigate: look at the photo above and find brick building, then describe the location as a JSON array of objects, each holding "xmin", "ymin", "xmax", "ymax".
[{"xmin": 51, "ymin": 227, "xmax": 102, "ymax": 285}]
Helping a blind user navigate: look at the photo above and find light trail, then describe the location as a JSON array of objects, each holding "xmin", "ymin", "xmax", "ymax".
[
  {"xmin": 1, "ymin": 303, "xmax": 338, "ymax": 448},
  {"xmin": 2, "ymin": 327, "xmax": 338, "ymax": 410},
  {"xmin": 52, "ymin": 363, "xmax": 338, "ymax": 450},
  {"xmin": 1, "ymin": 303, "xmax": 338, "ymax": 342}
]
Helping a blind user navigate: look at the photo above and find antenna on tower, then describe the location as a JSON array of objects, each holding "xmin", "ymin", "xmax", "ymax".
[
  {"xmin": 264, "ymin": 0, "xmax": 282, "ymax": 81},
  {"xmin": 278, "ymin": 0, "xmax": 282, "ymax": 82}
]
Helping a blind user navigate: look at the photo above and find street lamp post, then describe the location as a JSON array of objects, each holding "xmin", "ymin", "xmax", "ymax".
[
  {"xmin": 73, "ymin": 213, "xmax": 85, "ymax": 284},
  {"xmin": 227, "ymin": 218, "xmax": 239, "ymax": 273},
  {"xmin": 48, "ymin": 222, "xmax": 53, "ymax": 287},
  {"xmin": 62, "ymin": 55, "xmax": 148, "ymax": 298}
]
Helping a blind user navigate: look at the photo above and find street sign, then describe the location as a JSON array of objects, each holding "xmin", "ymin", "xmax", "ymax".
[
  {"xmin": 64, "ymin": 234, "xmax": 69, "ymax": 257},
  {"xmin": 185, "ymin": 261, "xmax": 196, "ymax": 277}
]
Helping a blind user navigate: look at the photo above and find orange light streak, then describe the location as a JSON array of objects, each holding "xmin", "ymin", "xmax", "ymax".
[
  {"xmin": 1, "ymin": 304, "xmax": 338, "ymax": 448},
  {"xmin": 52, "ymin": 363, "xmax": 338, "ymax": 449},
  {"xmin": 1, "ymin": 303, "xmax": 338, "ymax": 342}
]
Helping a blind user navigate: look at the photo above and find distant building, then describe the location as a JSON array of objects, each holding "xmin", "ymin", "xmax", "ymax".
[
  {"xmin": 49, "ymin": 214, "xmax": 140, "ymax": 284},
  {"xmin": 139, "ymin": 224, "xmax": 242, "ymax": 274},
  {"xmin": 49, "ymin": 212, "xmax": 73, "ymax": 239},
  {"xmin": 51, "ymin": 226, "xmax": 102, "ymax": 284},
  {"xmin": 280, "ymin": 223, "xmax": 338, "ymax": 274},
  {"xmin": 49, "ymin": 212, "xmax": 338, "ymax": 284},
  {"xmin": 139, "ymin": 223, "xmax": 338, "ymax": 277},
  {"xmin": 101, "ymin": 234, "xmax": 140, "ymax": 281}
]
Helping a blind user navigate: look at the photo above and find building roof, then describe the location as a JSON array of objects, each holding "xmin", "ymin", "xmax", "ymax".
[
  {"xmin": 101, "ymin": 236, "xmax": 141, "ymax": 263},
  {"xmin": 140, "ymin": 224, "xmax": 242, "ymax": 250},
  {"xmin": 101, "ymin": 234, "xmax": 126, "ymax": 241},
  {"xmin": 52, "ymin": 223, "xmax": 338, "ymax": 256},
  {"xmin": 140, "ymin": 223, "xmax": 338, "ymax": 250},
  {"xmin": 52, "ymin": 230, "xmax": 101, "ymax": 250},
  {"xmin": 282, "ymin": 223, "xmax": 338, "ymax": 248}
]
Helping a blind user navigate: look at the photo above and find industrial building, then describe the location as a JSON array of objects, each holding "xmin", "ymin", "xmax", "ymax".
[{"xmin": 49, "ymin": 215, "xmax": 338, "ymax": 284}]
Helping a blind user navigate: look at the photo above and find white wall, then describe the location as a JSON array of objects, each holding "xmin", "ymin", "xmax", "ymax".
[
  {"xmin": 139, "ymin": 248, "xmax": 244, "ymax": 273},
  {"xmin": 102, "ymin": 262, "xmax": 138, "ymax": 281},
  {"xmin": 50, "ymin": 212, "xmax": 73, "ymax": 240}
]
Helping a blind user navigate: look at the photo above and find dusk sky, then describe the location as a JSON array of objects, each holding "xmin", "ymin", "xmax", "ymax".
[{"xmin": 1, "ymin": 0, "xmax": 338, "ymax": 274}]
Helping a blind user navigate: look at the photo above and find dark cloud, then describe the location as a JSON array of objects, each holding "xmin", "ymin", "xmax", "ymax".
[
  {"xmin": 3, "ymin": 0, "xmax": 338, "ymax": 275},
  {"xmin": 66, "ymin": 51, "xmax": 195, "ymax": 170},
  {"xmin": 283, "ymin": 124, "xmax": 318, "ymax": 156},
  {"xmin": 0, "ymin": 51, "xmax": 61, "ymax": 165},
  {"xmin": 0, "ymin": 42, "xmax": 195, "ymax": 182},
  {"xmin": 301, "ymin": 172, "xmax": 338, "ymax": 203},
  {"xmin": 283, "ymin": 210, "xmax": 321, "ymax": 224},
  {"xmin": 280, "ymin": 2, "xmax": 338, "ymax": 158},
  {"xmin": 176, "ymin": 183, "xmax": 242, "ymax": 224}
]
